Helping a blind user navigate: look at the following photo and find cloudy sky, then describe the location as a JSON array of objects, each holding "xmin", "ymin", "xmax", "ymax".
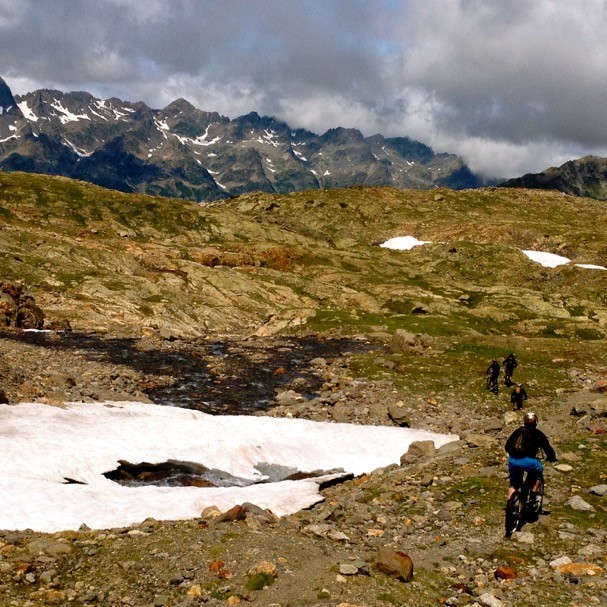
[{"xmin": 2, "ymin": 0, "xmax": 607, "ymax": 179}]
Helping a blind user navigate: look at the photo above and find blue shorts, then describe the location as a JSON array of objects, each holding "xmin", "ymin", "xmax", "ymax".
[{"xmin": 508, "ymin": 456, "xmax": 543, "ymax": 488}]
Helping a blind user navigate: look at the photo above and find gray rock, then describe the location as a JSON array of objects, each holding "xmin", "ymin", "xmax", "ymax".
[
  {"xmin": 400, "ymin": 440, "xmax": 436, "ymax": 464},
  {"xmin": 338, "ymin": 563, "xmax": 358, "ymax": 575},
  {"xmin": 479, "ymin": 592, "xmax": 504, "ymax": 607},
  {"xmin": 589, "ymin": 484, "xmax": 607, "ymax": 496},
  {"xmin": 274, "ymin": 390, "xmax": 304, "ymax": 406},
  {"xmin": 387, "ymin": 402, "xmax": 410, "ymax": 427},
  {"xmin": 565, "ymin": 495, "xmax": 595, "ymax": 511},
  {"xmin": 389, "ymin": 329, "xmax": 432, "ymax": 353}
]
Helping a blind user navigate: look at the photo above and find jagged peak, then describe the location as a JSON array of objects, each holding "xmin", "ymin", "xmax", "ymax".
[
  {"xmin": 163, "ymin": 98, "xmax": 197, "ymax": 113},
  {"xmin": 0, "ymin": 75, "xmax": 17, "ymax": 109}
]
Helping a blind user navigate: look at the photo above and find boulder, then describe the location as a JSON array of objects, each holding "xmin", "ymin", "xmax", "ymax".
[
  {"xmin": 389, "ymin": 330, "xmax": 432, "ymax": 354},
  {"xmin": 0, "ymin": 282, "xmax": 44, "ymax": 329},
  {"xmin": 375, "ymin": 546, "xmax": 413, "ymax": 582},
  {"xmin": 400, "ymin": 440, "xmax": 436, "ymax": 465},
  {"xmin": 387, "ymin": 402, "xmax": 410, "ymax": 427},
  {"xmin": 217, "ymin": 505, "xmax": 246, "ymax": 522}
]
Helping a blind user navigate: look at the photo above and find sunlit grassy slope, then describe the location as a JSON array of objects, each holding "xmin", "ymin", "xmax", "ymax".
[{"xmin": 1, "ymin": 171, "xmax": 606, "ymax": 399}]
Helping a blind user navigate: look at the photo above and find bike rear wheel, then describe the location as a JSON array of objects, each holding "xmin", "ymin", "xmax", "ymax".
[
  {"xmin": 528, "ymin": 476, "xmax": 544, "ymax": 519},
  {"xmin": 505, "ymin": 491, "xmax": 523, "ymax": 537}
]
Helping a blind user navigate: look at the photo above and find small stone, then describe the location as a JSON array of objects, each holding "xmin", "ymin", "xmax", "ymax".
[
  {"xmin": 201, "ymin": 505, "xmax": 222, "ymax": 518},
  {"xmin": 512, "ymin": 531, "xmax": 534, "ymax": 544},
  {"xmin": 554, "ymin": 464, "xmax": 574, "ymax": 472},
  {"xmin": 550, "ymin": 556, "xmax": 572, "ymax": 568},
  {"xmin": 339, "ymin": 564, "xmax": 359, "ymax": 575},
  {"xmin": 248, "ymin": 561, "xmax": 277, "ymax": 578},
  {"xmin": 479, "ymin": 592, "xmax": 503, "ymax": 607},
  {"xmin": 186, "ymin": 585, "xmax": 202, "ymax": 597}
]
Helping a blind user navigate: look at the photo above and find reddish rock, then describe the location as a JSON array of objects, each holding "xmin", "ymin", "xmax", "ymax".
[
  {"xmin": 217, "ymin": 504, "xmax": 246, "ymax": 522},
  {"xmin": 494, "ymin": 565, "xmax": 517, "ymax": 580},
  {"xmin": 591, "ymin": 379, "xmax": 607, "ymax": 393},
  {"xmin": 554, "ymin": 563, "xmax": 603, "ymax": 576}
]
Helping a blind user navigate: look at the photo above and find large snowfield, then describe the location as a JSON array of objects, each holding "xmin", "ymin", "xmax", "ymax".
[{"xmin": 0, "ymin": 401, "xmax": 458, "ymax": 532}]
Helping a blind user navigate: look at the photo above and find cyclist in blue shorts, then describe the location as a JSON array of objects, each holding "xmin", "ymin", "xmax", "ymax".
[{"xmin": 505, "ymin": 412, "xmax": 557, "ymax": 499}]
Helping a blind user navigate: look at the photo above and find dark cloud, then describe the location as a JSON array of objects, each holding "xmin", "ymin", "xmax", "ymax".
[{"xmin": 2, "ymin": 0, "xmax": 606, "ymax": 178}]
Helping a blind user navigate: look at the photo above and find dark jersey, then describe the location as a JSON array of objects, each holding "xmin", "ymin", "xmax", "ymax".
[
  {"xmin": 505, "ymin": 426, "xmax": 556, "ymax": 461},
  {"xmin": 510, "ymin": 388, "xmax": 528, "ymax": 405}
]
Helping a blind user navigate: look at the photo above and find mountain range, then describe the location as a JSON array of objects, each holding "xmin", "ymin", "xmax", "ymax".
[
  {"xmin": 501, "ymin": 155, "xmax": 607, "ymax": 200},
  {"xmin": 0, "ymin": 76, "xmax": 481, "ymax": 202}
]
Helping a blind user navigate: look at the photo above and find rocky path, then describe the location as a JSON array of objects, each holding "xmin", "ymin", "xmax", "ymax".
[{"xmin": 1, "ymin": 328, "xmax": 606, "ymax": 606}]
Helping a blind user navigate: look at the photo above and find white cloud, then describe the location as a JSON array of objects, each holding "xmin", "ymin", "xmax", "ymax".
[{"xmin": 3, "ymin": 0, "xmax": 607, "ymax": 178}]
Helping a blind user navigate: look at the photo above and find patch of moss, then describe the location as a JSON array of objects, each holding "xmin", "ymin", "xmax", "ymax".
[{"xmin": 245, "ymin": 573, "xmax": 275, "ymax": 591}]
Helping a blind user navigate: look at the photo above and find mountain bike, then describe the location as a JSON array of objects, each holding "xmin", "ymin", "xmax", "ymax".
[
  {"xmin": 504, "ymin": 467, "xmax": 544, "ymax": 538},
  {"xmin": 486, "ymin": 374, "xmax": 499, "ymax": 394}
]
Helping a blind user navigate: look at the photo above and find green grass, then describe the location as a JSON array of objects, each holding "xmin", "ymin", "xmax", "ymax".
[{"xmin": 245, "ymin": 573, "xmax": 275, "ymax": 591}]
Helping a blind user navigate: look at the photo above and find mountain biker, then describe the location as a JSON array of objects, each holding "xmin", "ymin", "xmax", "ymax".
[
  {"xmin": 510, "ymin": 383, "xmax": 528, "ymax": 410},
  {"xmin": 486, "ymin": 358, "xmax": 500, "ymax": 393},
  {"xmin": 505, "ymin": 411, "xmax": 556, "ymax": 500},
  {"xmin": 503, "ymin": 353, "xmax": 518, "ymax": 386}
]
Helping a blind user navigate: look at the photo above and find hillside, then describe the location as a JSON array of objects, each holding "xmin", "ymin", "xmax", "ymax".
[
  {"xmin": 502, "ymin": 155, "xmax": 607, "ymax": 200},
  {"xmin": 1, "ymin": 173, "xmax": 607, "ymax": 606},
  {"xmin": 0, "ymin": 76, "xmax": 480, "ymax": 201},
  {"xmin": 1, "ymin": 171, "xmax": 606, "ymax": 340}
]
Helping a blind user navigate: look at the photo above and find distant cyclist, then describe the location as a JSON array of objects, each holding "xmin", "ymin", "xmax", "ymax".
[
  {"xmin": 486, "ymin": 358, "xmax": 500, "ymax": 394},
  {"xmin": 505, "ymin": 412, "xmax": 556, "ymax": 500},
  {"xmin": 510, "ymin": 384, "xmax": 528, "ymax": 410},
  {"xmin": 503, "ymin": 353, "xmax": 518, "ymax": 387}
]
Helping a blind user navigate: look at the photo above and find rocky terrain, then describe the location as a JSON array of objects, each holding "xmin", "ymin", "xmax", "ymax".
[
  {"xmin": 1, "ymin": 172, "xmax": 607, "ymax": 605},
  {"xmin": 0, "ymin": 326, "xmax": 606, "ymax": 607},
  {"xmin": 0, "ymin": 76, "xmax": 480, "ymax": 203}
]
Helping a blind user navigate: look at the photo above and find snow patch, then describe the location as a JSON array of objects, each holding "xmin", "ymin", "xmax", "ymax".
[
  {"xmin": 0, "ymin": 400, "xmax": 457, "ymax": 532},
  {"xmin": 16, "ymin": 100, "xmax": 38, "ymax": 122},
  {"xmin": 522, "ymin": 250, "xmax": 571, "ymax": 268},
  {"xmin": 50, "ymin": 99, "xmax": 91, "ymax": 124},
  {"xmin": 575, "ymin": 263, "xmax": 607, "ymax": 270},
  {"xmin": 380, "ymin": 236, "xmax": 431, "ymax": 250}
]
